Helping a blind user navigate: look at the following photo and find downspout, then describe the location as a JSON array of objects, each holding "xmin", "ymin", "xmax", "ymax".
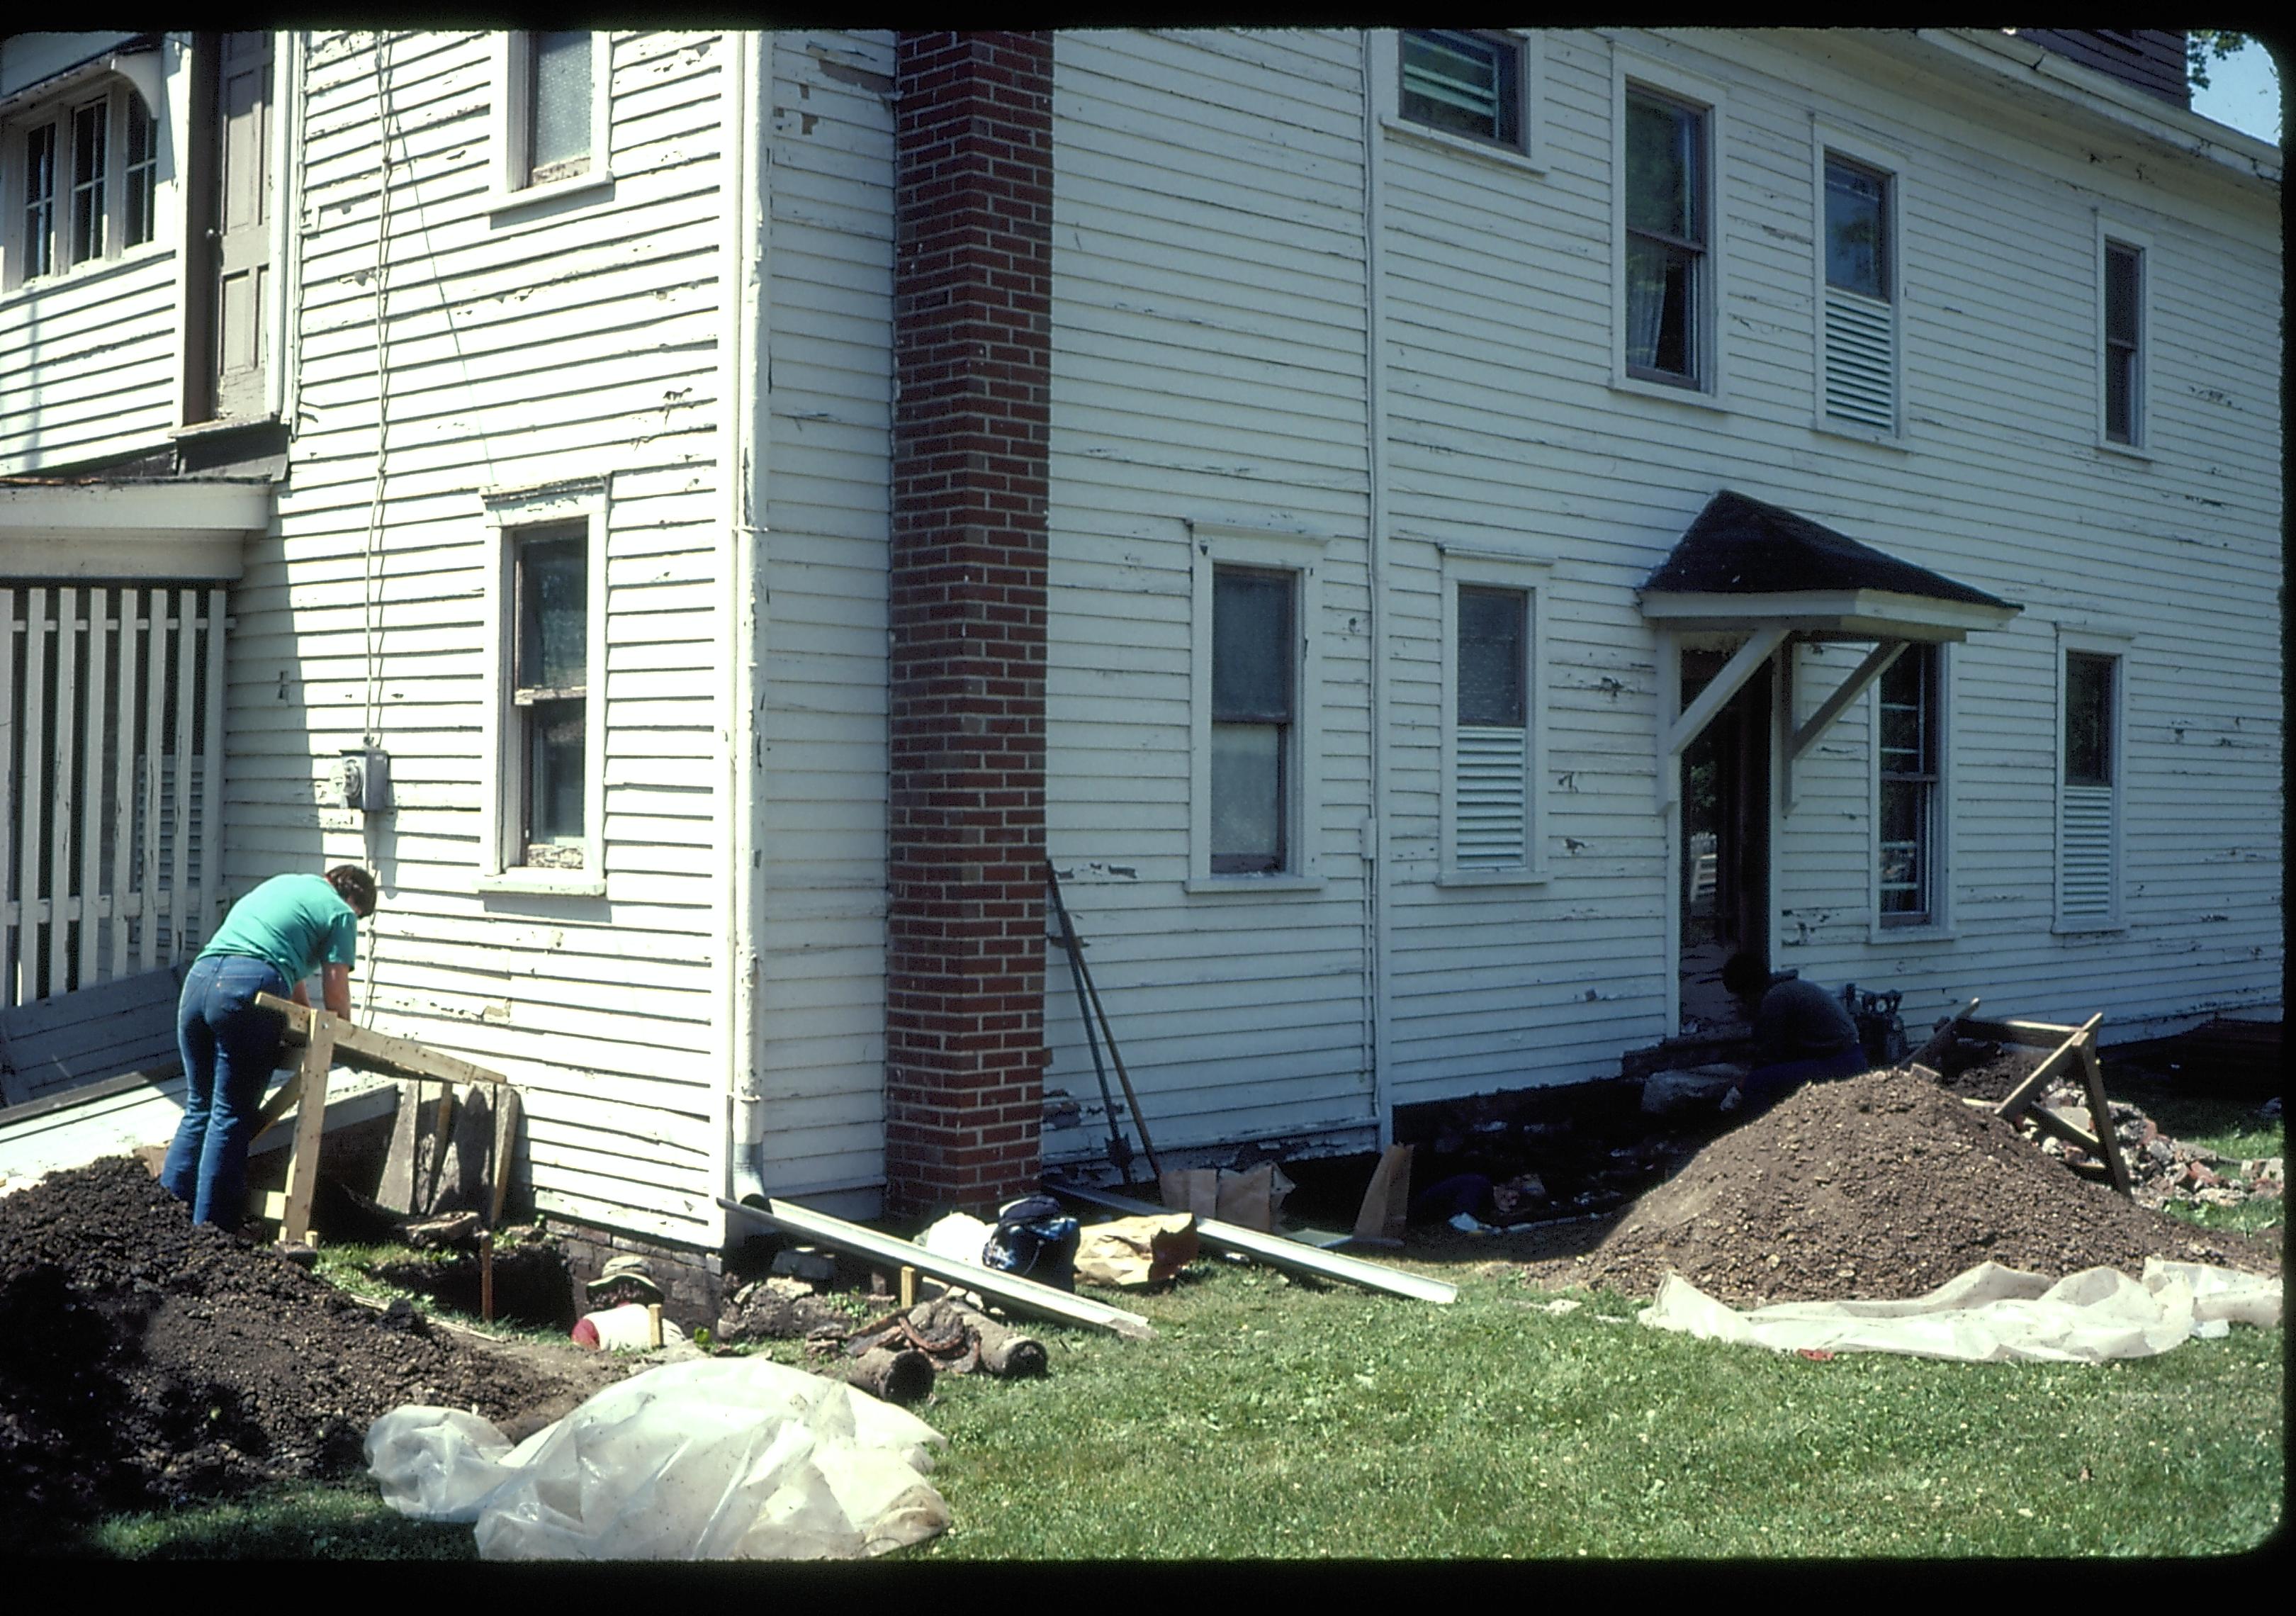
[
  {"xmin": 721, "ymin": 30, "xmax": 770, "ymax": 1209},
  {"xmin": 1360, "ymin": 32, "xmax": 1395, "ymax": 1148}
]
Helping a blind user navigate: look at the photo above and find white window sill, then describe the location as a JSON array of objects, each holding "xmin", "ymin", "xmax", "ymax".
[
  {"xmin": 484, "ymin": 169, "xmax": 614, "ymax": 219},
  {"xmin": 1610, "ymin": 371, "xmax": 1727, "ymax": 412},
  {"xmin": 1, "ymin": 240, "xmax": 174, "ymax": 306},
  {"xmin": 2094, "ymin": 437, "xmax": 2154, "ymax": 464},
  {"xmin": 1435, "ymin": 867, "xmax": 1550, "ymax": 889},
  {"xmin": 2052, "ymin": 919, "xmax": 2128, "ymax": 936},
  {"xmin": 1811, "ymin": 415, "xmax": 1909, "ymax": 451},
  {"xmin": 1868, "ymin": 922, "xmax": 1956, "ymax": 946},
  {"xmin": 479, "ymin": 869, "xmax": 607, "ymax": 899},
  {"xmin": 1185, "ymin": 873, "xmax": 1326, "ymax": 897},
  {"xmin": 1379, "ymin": 115, "xmax": 1543, "ymax": 175}
]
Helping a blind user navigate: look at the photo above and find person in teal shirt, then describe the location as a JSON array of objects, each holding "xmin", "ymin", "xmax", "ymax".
[{"xmin": 161, "ymin": 865, "xmax": 378, "ymax": 1230}]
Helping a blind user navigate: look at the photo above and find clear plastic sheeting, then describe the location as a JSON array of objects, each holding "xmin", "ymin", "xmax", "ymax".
[
  {"xmin": 366, "ymin": 1357, "xmax": 950, "ymax": 1559},
  {"xmin": 1640, "ymin": 1258, "xmax": 2280, "ymax": 1363}
]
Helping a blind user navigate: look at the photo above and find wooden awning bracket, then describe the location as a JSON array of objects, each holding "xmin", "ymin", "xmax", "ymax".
[{"xmin": 1781, "ymin": 638, "xmax": 1910, "ymax": 815}]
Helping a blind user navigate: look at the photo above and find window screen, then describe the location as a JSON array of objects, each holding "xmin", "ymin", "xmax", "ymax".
[{"xmin": 1210, "ymin": 567, "xmax": 1293, "ymax": 874}]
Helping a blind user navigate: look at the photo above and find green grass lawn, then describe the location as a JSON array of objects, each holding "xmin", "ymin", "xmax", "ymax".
[{"xmin": 63, "ymin": 1094, "xmax": 2282, "ymax": 1561}]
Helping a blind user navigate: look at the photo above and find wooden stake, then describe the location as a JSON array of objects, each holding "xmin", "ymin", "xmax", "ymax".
[
  {"xmin": 900, "ymin": 1264, "xmax": 917, "ymax": 1309},
  {"xmin": 480, "ymin": 1238, "xmax": 495, "ymax": 1325},
  {"xmin": 2075, "ymin": 1032, "xmax": 2134, "ymax": 1198},
  {"xmin": 646, "ymin": 1302, "xmax": 663, "ymax": 1349}
]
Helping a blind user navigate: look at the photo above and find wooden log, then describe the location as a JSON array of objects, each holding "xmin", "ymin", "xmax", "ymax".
[
  {"xmin": 845, "ymin": 1347, "xmax": 935, "ymax": 1405},
  {"xmin": 945, "ymin": 1301, "xmax": 1047, "ymax": 1379}
]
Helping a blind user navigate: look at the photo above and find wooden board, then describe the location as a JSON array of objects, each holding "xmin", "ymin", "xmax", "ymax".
[{"xmin": 254, "ymin": 994, "xmax": 511, "ymax": 1087}]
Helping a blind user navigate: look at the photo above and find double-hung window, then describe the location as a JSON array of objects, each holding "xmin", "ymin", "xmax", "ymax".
[
  {"xmin": 1441, "ymin": 548, "xmax": 1548, "ymax": 882},
  {"xmin": 2101, "ymin": 235, "xmax": 2146, "ymax": 447},
  {"xmin": 2056, "ymin": 641, "xmax": 2126, "ymax": 930},
  {"xmin": 1191, "ymin": 526, "xmax": 1326, "ymax": 889},
  {"xmin": 493, "ymin": 31, "xmax": 609, "ymax": 204},
  {"xmin": 6, "ymin": 79, "xmax": 159, "ymax": 289},
  {"xmin": 1621, "ymin": 83, "xmax": 1711, "ymax": 389},
  {"xmin": 482, "ymin": 482, "xmax": 609, "ymax": 895},
  {"xmin": 1875, "ymin": 644, "xmax": 1938, "ymax": 925},
  {"xmin": 1817, "ymin": 140, "xmax": 1901, "ymax": 436}
]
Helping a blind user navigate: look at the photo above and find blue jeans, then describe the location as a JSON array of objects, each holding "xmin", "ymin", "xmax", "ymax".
[
  {"xmin": 1742, "ymin": 1046, "xmax": 1870, "ymax": 1112},
  {"xmin": 161, "ymin": 954, "xmax": 292, "ymax": 1229}
]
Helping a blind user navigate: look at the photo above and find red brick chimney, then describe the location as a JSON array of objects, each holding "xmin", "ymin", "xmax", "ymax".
[{"xmin": 884, "ymin": 32, "xmax": 1054, "ymax": 1217}]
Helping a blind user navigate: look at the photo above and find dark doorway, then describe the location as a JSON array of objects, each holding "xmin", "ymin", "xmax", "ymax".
[{"xmin": 1678, "ymin": 648, "xmax": 1771, "ymax": 1031}]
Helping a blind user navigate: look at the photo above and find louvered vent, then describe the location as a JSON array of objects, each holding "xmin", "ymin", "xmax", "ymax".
[
  {"xmin": 1456, "ymin": 724, "xmax": 1529, "ymax": 868},
  {"xmin": 2059, "ymin": 783, "xmax": 2116, "ymax": 923},
  {"xmin": 1824, "ymin": 287, "xmax": 1896, "ymax": 431}
]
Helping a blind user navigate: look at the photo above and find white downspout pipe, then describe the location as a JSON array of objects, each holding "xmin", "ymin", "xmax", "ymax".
[
  {"xmin": 721, "ymin": 30, "xmax": 770, "ymax": 1210},
  {"xmin": 1361, "ymin": 31, "xmax": 1394, "ymax": 1148}
]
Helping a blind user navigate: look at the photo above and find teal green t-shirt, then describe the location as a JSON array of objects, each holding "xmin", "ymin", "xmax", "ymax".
[{"xmin": 199, "ymin": 873, "xmax": 359, "ymax": 988}]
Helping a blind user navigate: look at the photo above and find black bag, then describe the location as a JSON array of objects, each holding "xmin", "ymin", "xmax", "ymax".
[{"xmin": 981, "ymin": 1195, "xmax": 1081, "ymax": 1292}]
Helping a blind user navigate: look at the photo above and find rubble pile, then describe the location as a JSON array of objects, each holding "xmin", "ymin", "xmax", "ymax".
[
  {"xmin": 1523, "ymin": 1066, "xmax": 2278, "ymax": 1308},
  {"xmin": 2015, "ymin": 1082, "xmax": 2285, "ymax": 1212},
  {"xmin": 0, "ymin": 1157, "xmax": 622, "ymax": 1534}
]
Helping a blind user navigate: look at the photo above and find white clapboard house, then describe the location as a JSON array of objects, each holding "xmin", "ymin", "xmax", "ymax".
[{"xmin": 0, "ymin": 30, "xmax": 2279, "ymax": 1267}]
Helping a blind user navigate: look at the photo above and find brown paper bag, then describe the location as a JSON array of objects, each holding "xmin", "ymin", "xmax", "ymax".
[
  {"xmin": 1074, "ymin": 1215, "xmax": 1200, "ymax": 1286},
  {"xmin": 1161, "ymin": 1167, "xmax": 1220, "ymax": 1223},
  {"xmin": 1214, "ymin": 1162, "xmax": 1296, "ymax": 1233},
  {"xmin": 1351, "ymin": 1143, "xmax": 1414, "ymax": 1245}
]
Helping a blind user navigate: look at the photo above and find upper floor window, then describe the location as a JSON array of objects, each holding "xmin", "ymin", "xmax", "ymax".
[
  {"xmin": 493, "ymin": 31, "xmax": 609, "ymax": 204},
  {"xmin": 2102, "ymin": 238, "xmax": 2144, "ymax": 447},
  {"xmin": 5, "ymin": 81, "xmax": 159, "ymax": 291},
  {"xmin": 1818, "ymin": 144, "xmax": 1901, "ymax": 436},
  {"xmin": 1400, "ymin": 30, "xmax": 1525, "ymax": 152},
  {"xmin": 1623, "ymin": 84, "xmax": 1709, "ymax": 388}
]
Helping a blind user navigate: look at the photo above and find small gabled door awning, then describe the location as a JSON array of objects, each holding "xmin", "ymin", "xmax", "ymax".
[{"xmin": 1638, "ymin": 490, "xmax": 2022, "ymax": 811}]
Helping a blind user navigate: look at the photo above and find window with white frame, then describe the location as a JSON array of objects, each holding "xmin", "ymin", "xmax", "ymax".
[
  {"xmin": 1400, "ymin": 30, "xmax": 1527, "ymax": 153},
  {"xmin": 2057, "ymin": 642, "xmax": 2125, "ymax": 928},
  {"xmin": 5, "ymin": 79, "xmax": 159, "ymax": 290},
  {"xmin": 1875, "ymin": 642, "xmax": 1940, "ymax": 926},
  {"xmin": 482, "ymin": 483, "xmax": 609, "ymax": 892},
  {"xmin": 493, "ymin": 31, "xmax": 609, "ymax": 201},
  {"xmin": 1621, "ymin": 79, "xmax": 1712, "ymax": 390},
  {"xmin": 1191, "ymin": 526, "xmax": 1325, "ymax": 887},
  {"xmin": 2101, "ymin": 236, "xmax": 2145, "ymax": 447},
  {"xmin": 1819, "ymin": 145, "xmax": 1899, "ymax": 434},
  {"xmin": 1441, "ymin": 549, "xmax": 1548, "ymax": 882}
]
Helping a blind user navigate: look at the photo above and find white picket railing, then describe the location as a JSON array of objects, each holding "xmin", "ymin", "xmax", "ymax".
[{"xmin": 1, "ymin": 585, "xmax": 227, "ymax": 1009}]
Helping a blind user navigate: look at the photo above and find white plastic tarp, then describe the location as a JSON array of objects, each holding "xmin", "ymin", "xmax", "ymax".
[
  {"xmin": 1640, "ymin": 1259, "xmax": 2280, "ymax": 1363},
  {"xmin": 366, "ymin": 1357, "xmax": 950, "ymax": 1559}
]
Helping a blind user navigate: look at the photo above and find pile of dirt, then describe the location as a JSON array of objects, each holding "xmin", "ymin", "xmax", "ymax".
[
  {"xmin": 1521, "ymin": 1067, "xmax": 2279, "ymax": 1307},
  {"xmin": 0, "ymin": 1157, "xmax": 627, "ymax": 1534}
]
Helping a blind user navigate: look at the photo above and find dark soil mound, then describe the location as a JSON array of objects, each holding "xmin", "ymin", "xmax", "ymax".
[
  {"xmin": 1531, "ymin": 1067, "xmax": 2279, "ymax": 1306},
  {"xmin": 0, "ymin": 1157, "xmax": 619, "ymax": 1534}
]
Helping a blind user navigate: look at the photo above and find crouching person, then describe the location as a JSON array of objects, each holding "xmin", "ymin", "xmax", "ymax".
[{"xmin": 1720, "ymin": 949, "xmax": 1869, "ymax": 1115}]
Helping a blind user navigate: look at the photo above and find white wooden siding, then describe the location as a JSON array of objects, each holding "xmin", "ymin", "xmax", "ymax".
[
  {"xmin": 1045, "ymin": 30, "xmax": 1378, "ymax": 1162},
  {"xmin": 753, "ymin": 31, "xmax": 899, "ymax": 1202},
  {"xmin": 1046, "ymin": 26, "xmax": 2277, "ymax": 1143},
  {"xmin": 237, "ymin": 29, "xmax": 736, "ymax": 1245},
  {"xmin": 0, "ymin": 252, "xmax": 179, "ymax": 473}
]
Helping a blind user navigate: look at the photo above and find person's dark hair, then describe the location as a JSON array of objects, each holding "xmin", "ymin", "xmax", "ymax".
[
  {"xmin": 327, "ymin": 865, "xmax": 378, "ymax": 917},
  {"xmin": 1720, "ymin": 950, "xmax": 1769, "ymax": 1000}
]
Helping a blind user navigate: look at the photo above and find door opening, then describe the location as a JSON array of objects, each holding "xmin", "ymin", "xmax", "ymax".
[{"xmin": 1678, "ymin": 647, "xmax": 1771, "ymax": 1032}]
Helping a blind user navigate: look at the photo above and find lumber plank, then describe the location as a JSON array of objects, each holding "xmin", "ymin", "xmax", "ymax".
[
  {"xmin": 278, "ymin": 1016, "xmax": 337, "ymax": 1245},
  {"xmin": 1049, "ymin": 1182, "xmax": 1458, "ymax": 1304},
  {"xmin": 716, "ymin": 1195, "xmax": 1156, "ymax": 1341},
  {"xmin": 2075, "ymin": 1034, "xmax": 2134, "ymax": 1198},
  {"xmin": 1962, "ymin": 1017, "xmax": 2083, "ymax": 1049},
  {"xmin": 1993, "ymin": 1014, "xmax": 2105, "ymax": 1122},
  {"xmin": 255, "ymin": 993, "xmax": 510, "ymax": 1087}
]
